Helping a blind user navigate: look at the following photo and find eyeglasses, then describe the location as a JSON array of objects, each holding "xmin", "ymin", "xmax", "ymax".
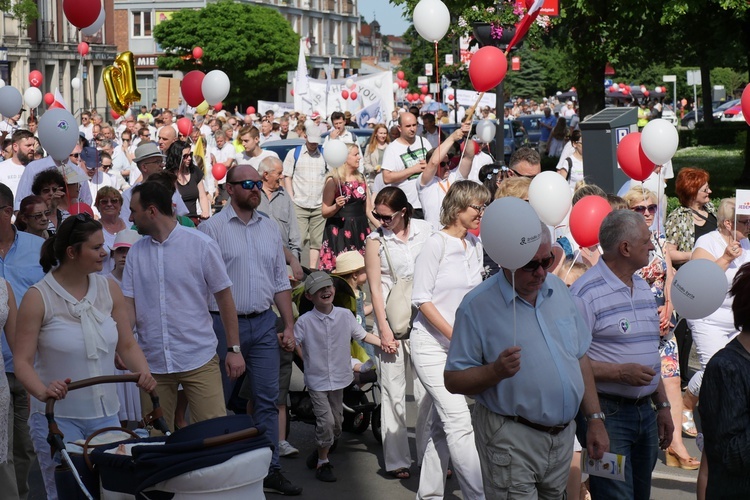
[
  {"xmin": 519, "ymin": 254, "xmax": 555, "ymax": 272},
  {"xmin": 632, "ymin": 204, "xmax": 658, "ymax": 214},
  {"xmin": 372, "ymin": 210, "xmax": 400, "ymax": 223},
  {"xmin": 69, "ymin": 153, "xmax": 80, "ymax": 158},
  {"xmin": 95, "ymin": 136, "xmax": 104, "ymax": 141},
  {"xmin": 98, "ymin": 198, "xmax": 120, "ymax": 205},
  {"xmin": 228, "ymin": 179, "xmax": 263, "ymax": 190},
  {"xmin": 699, "ymin": 185, "xmax": 711, "ymax": 194},
  {"xmin": 469, "ymin": 203, "xmax": 488, "ymax": 214},
  {"xmin": 26, "ymin": 210, "xmax": 50, "ymax": 221}
]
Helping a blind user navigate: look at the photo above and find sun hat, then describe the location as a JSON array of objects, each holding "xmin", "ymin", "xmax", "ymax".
[
  {"xmin": 133, "ymin": 142, "xmax": 164, "ymax": 163},
  {"xmin": 331, "ymin": 251, "xmax": 365, "ymax": 275},
  {"xmin": 112, "ymin": 229, "xmax": 142, "ymax": 250}
]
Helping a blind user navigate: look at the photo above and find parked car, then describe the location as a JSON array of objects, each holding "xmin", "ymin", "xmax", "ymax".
[
  {"xmin": 516, "ymin": 114, "xmax": 544, "ymax": 149},
  {"xmin": 722, "ymin": 104, "xmax": 745, "ymax": 122},
  {"xmin": 661, "ymin": 108, "xmax": 679, "ymax": 127},
  {"xmin": 261, "ymin": 138, "xmax": 306, "ymax": 161},
  {"xmin": 714, "ymin": 99, "xmax": 741, "ymax": 120},
  {"xmin": 681, "ymin": 100, "xmax": 737, "ymax": 129}
]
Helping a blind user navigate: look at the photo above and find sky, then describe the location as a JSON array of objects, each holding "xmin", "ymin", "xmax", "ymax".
[{"xmin": 358, "ymin": 0, "xmax": 411, "ymax": 36}]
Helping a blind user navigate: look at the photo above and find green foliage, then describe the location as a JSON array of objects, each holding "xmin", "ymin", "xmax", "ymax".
[
  {"xmin": 397, "ymin": 26, "xmax": 462, "ymax": 93},
  {"xmin": 0, "ymin": 0, "xmax": 39, "ymax": 29},
  {"xmin": 711, "ymin": 67, "xmax": 747, "ymax": 97},
  {"xmin": 670, "ymin": 145, "xmax": 747, "ymax": 199},
  {"xmin": 153, "ymin": 0, "xmax": 298, "ymax": 103},
  {"xmin": 504, "ymin": 46, "xmax": 546, "ymax": 100}
]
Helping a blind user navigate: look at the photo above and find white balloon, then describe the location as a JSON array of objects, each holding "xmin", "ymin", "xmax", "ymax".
[
  {"xmin": 71, "ymin": 78, "xmax": 81, "ymax": 90},
  {"xmin": 272, "ymin": 104, "xmax": 280, "ymax": 112},
  {"xmin": 393, "ymin": 82, "xmax": 400, "ymax": 92},
  {"xmin": 323, "ymin": 140, "xmax": 349, "ymax": 169},
  {"xmin": 671, "ymin": 259, "xmax": 728, "ymax": 320},
  {"xmin": 346, "ymin": 78, "xmax": 354, "ymax": 89},
  {"xmin": 476, "ymin": 119, "xmax": 496, "ymax": 143},
  {"xmin": 0, "ymin": 86, "xmax": 23, "ymax": 117},
  {"xmin": 423, "ymin": 96, "xmax": 432, "ymax": 104},
  {"xmin": 528, "ymin": 171, "xmax": 572, "ymax": 226},
  {"xmin": 481, "ymin": 197, "xmax": 543, "ymax": 271},
  {"xmin": 81, "ymin": 5, "xmax": 105, "ymax": 36},
  {"xmin": 641, "ymin": 118, "xmax": 679, "ymax": 165},
  {"xmin": 612, "ymin": 83, "xmax": 619, "ymax": 90},
  {"xmin": 23, "ymin": 87, "xmax": 42, "ymax": 108},
  {"xmin": 38, "ymin": 108, "xmax": 80, "ymax": 161},
  {"xmin": 201, "ymin": 70, "xmax": 230, "ymax": 106},
  {"xmin": 413, "ymin": 0, "xmax": 450, "ymax": 43}
]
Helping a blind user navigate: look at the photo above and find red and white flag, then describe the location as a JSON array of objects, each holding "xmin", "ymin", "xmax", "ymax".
[
  {"xmin": 48, "ymin": 88, "xmax": 69, "ymax": 111},
  {"xmin": 505, "ymin": 0, "xmax": 544, "ymax": 54}
]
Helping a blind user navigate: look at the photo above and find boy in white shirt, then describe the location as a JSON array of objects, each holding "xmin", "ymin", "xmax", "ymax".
[{"xmin": 295, "ymin": 271, "xmax": 391, "ymax": 482}]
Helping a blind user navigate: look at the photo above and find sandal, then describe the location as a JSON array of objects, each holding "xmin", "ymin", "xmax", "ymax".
[
  {"xmin": 682, "ymin": 410, "xmax": 698, "ymax": 438},
  {"xmin": 386, "ymin": 467, "xmax": 411, "ymax": 479}
]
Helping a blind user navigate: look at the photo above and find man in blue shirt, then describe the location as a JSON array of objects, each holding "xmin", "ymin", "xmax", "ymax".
[
  {"xmin": 445, "ymin": 224, "xmax": 608, "ymax": 499},
  {"xmin": 538, "ymin": 107, "xmax": 557, "ymax": 157},
  {"xmin": 0, "ymin": 182, "xmax": 44, "ymax": 499}
]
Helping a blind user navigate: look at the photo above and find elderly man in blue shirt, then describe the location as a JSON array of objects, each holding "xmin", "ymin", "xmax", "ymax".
[
  {"xmin": 570, "ymin": 210, "xmax": 673, "ymax": 500},
  {"xmin": 445, "ymin": 223, "xmax": 609, "ymax": 499}
]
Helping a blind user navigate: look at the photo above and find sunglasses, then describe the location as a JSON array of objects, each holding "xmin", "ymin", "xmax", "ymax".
[
  {"xmin": 182, "ymin": 153, "xmax": 192, "ymax": 160},
  {"xmin": 101, "ymin": 163, "xmax": 112, "ymax": 168},
  {"xmin": 228, "ymin": 179, "xmax": 263, "ymax": 190},
  {"xmin": 632, "ymin": 204, "xmax": 657, "ymax": 214},
  {"xmin": 371, "ymin": 210, "xmax": 400, "ymax": 223},
  {"xmin": 69, "ymin": 153, "xmax": 80, "ymax": 158},
  {"xmin": 519, "ymin": 253, "xmax": 555, "ymax": 272},
  {"xmin": 98, "ymin": 198, "xmax": 120, "ymax": 205}
]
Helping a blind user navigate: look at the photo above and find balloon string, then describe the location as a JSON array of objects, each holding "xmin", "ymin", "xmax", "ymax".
[
  {"xmin": 434, "ymin": 41, "xmax": 441, "ymax": 151},
  {"xmin": 563, "ymin": 249, "xmax": 581, "ymax": 282},
  {"xmin": 512, "ymin": 270, "xmax": 517, "ymax": 346}
]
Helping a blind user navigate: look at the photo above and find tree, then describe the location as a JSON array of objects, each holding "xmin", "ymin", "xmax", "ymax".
[
  {"xmin": 0, "ymin": 0, "xmax": 38, "ymax": 29},
  {"xmin": 153, "ymin": 0, "xmax": 299, "ymax": 103},
  {"xmin": 504, "ymin": 47, "xmax": 547, "ymax": 100}
]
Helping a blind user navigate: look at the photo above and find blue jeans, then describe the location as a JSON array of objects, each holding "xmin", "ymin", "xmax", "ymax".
[
  {"xmin": 576, "ymin": 396, "xmax": 658, "ymax": 500},
  {"xmin": 213, "ymin": 309, "xmax": 280, "ymax": 472}
]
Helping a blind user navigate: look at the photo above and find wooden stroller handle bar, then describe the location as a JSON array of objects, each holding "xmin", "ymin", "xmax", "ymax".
[{"xmin": 45, "ymin": 374, "xmax": 142, "ymax": 414}]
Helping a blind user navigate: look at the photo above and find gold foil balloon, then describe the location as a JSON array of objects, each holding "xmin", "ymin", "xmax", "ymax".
[
  {"xmin": 195, "ymin": 100, "xmax": 209, "ymax": 115},
  {"xmin": 104, "ymin": 52, "xmax": 141, "ymax": 116}
]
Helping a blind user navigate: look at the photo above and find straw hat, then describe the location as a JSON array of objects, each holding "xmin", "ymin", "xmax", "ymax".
[{"xmin": 332, "ymin": 251, "xmax": 365, "ymax": 275}]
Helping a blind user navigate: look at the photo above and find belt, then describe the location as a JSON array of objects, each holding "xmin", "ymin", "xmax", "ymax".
[
  {"xmin": 209, "ymin": 310, "xmax": 265, "ymax": 319},
  {"xmin": 500, "ymin": 415, "xmax": 569, "ymax": 436},
  {"xmin": 598, "ymin": 392, "xmax": 653, "ymax": 407}
]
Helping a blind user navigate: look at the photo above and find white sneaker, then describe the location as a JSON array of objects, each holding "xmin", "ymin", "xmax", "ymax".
[{"xmin": 278, "ymin": 440, "xmax": 299, "ymax": 457}]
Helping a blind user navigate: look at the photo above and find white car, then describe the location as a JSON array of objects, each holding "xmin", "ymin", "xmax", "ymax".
[
  {"xmin": 661, "ymin": 109, "xmax": 678, "ymax": 127},
  {"xmin": 722, "ymin": 104, "xmax": 745, "ymax": 122}
]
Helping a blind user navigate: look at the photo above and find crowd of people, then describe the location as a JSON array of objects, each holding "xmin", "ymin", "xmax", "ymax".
[{"xmin": 0, "ymin": 97, "xmax": 747, "ymax": 500}]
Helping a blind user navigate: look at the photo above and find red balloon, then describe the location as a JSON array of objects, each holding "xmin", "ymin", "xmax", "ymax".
[
  {"xmin": 28, "ymin": 70, "xmax": 42, "ymax": 88},
  {"xmin": 397, "ymin": 71, "xmax": 405, "ymax": 80},
  {"xmin": 469, "ymin": 46, "xmax": 508, "ymax": 92},
  {"xmin": 63, "ymin": 0, "xmax": 100, "ymax": 29},
  {"xmin": 212, "ymin": 163, "xmax": 227, "ymax": 181},
  {"xmin": 570, "ymin": 196, "xmax": 612, "ymax": 248},
  {"xmin": 341, "ymin": 90, "xmax": 349, "ymax": 100},
  {"xmin": 69, "ymin": 202, "xmax": 94, "ymax": 217},
  {"xmin": 609, "ymin": 86, "xmax": 616, "ymax": 93},
  {"xmin": 246, "ymin": 106, "xmax": 256, "ymax": 115},
  {"xmin": 44, "ymin": 93, "xmax": 54, "ymax": 106},
  {"xmin": 617, "ymin": 132, "xmax": 654, "ymax": 182},
  {"xmin": 643, "ymin": 90, "xmax": 650, "ymax": 97},
  {"xmin": 181, "ymin": 70, "xmax": 205, "ymax": 107},
  {"xmin": 399, "ymin": 80, "xmax": 408, "ymax": 89},
  {"xmin": 177, "ymin": 117, "xmax": 192, "ymax": 137},
  {"xmin": 192, "ymin": 46, "xmax": 203, "ymax": 59},
  {"xmin": 741, "ymin": 84, "xmax": 750, "ymax": 127},
  {"xmin": 350, "ymin": 91, "xmax": 357, "ymax": 100},
  {"xmin": 290, "ymin": 89, "xmax": 295, "ymax": 96},
  {"xmin": 419, "ymin": 94, "xmax": 426, "ymax": 102},
  {"xmin": 77, "ymin": 42, "xmax": 89, "ymax": 57},
  {"xmin": 214, "ymin": 102, "xmax": 223, "ymax": 111},
  {"xmin": 420, "ymin": 85, "xmax": 428, "ymax": 95},
  {"xmin": 448, "ymin": 94, "xmax": 454, "ymax": 100},
  {"xmin": 110, "ymin": 110, "xmax": 120, "ymax": 120}
]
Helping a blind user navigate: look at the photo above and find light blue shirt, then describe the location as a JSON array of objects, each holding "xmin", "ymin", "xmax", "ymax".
[
  {"xmin": 570, "ymin": 259, "xmax": 661, "ymax": 399},
  {"xmin": 446, "ymin": 272, "xmax": 590, "ymax": 427},
  {"xmin": 1, "ymin": 229, "xmax": 45, "ymax": 372}
]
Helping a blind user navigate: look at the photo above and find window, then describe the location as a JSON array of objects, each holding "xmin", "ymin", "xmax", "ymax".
[{"xmin": 132, "ymin": 11, "xmax": 152, "ymax": 38}]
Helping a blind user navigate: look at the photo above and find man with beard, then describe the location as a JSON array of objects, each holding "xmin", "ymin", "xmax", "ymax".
[
  {"xmin": 198, "ymin": 164, "xmax": 302, "ymax": 496},
  {"xmin": 0, "ymin": 131, "xmax": 35, "ymax": 198}
]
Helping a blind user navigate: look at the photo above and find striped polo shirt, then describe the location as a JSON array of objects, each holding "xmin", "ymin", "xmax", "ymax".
[{"xmin": 570, "ymin": 259, "xmax": 660, "ymax": 399}]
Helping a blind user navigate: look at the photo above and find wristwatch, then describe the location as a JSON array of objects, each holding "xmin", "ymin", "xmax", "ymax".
[
  {"xmin": 586, "ymin": 412, "xmax": 606, "ymax": 422},
  {"xmin": 227, "ymin": 345, "xmax": 241, "ymax": 354},
  {"xmin": 655, "ymin": 401, "xmax": 671, "ymax": 411}
]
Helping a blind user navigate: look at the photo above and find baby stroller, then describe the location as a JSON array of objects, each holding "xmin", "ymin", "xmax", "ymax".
[
  {"xmin": 51, "ymin": 374, "xmax": 273, "ymax": 500},
  {"xmin": 288, "ymin": 273, "xmax": 382, "ymax": 444}
]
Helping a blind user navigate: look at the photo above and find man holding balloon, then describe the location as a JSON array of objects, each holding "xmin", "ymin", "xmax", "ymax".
[{"xmin": 445, "ymin": 199, "xmax": 609, "ymax": 499}]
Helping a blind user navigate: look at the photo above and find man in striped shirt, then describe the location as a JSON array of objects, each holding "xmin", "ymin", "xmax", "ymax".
[{"xmin": 571, "ymin": 210, "xmax": 674, "ymax": 500}]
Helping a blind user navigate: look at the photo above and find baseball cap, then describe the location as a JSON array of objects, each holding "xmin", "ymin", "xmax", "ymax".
[
  {"xmin": 311, "ymin": 111, "xmax": 321, "ymax": 120},
  {"xmin": 133, "ymin": 142, "xmax": 164, "ymax": 163},
  {"xmin": 112, "ymin": 229, "xmax": 142, "ymax": 249},
  {"xmin": 304, "ymin": 271, "xmax": 333, "ymax": 295},
  {"xmin": 305, "ymin": 121, "xmax": 322, "ymax": 144}
]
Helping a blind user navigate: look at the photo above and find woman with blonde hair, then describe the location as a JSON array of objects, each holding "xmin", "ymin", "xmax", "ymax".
[
  {"xmin": 319, "ymin": 143, "xmax": 378, "ymax": 271},
  {"xmin": 494, "ymin": 176, "xmax": 531, "ymax": 200},
  {"xmin": 363, "ymin": 124, "xmax": 390, "ymax": 189}
]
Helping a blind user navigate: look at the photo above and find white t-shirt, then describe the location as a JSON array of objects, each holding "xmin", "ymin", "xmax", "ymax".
[
  {"xmin": 381, "ymin": 137, "xmax": 430, "ymax": 209},
  {"xmin": 417, "ymin": 172, "xmax": 459, "ymax": 231},
  {"xmin": 235, "ymin": 149, "xmax": 278, "ymax": 170},
  {"xmin": 557, "ymin": 155, "xmax": 584, "ymax": 189},
  {"xmin": 467, "ymin": 152, "xmax": 494, "ymax": 183},
  {"xmin": 210, "ymin": 143, "xmax": 237, "ymax": 184},
  {"xmin": 0, "ymin": 159, "xmax": 26, "ymax": 199}
]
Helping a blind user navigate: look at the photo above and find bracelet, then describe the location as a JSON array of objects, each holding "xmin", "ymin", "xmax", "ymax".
[{"xmin": 654, "ymin": 401, "xmax": 671, "ymax": 410}]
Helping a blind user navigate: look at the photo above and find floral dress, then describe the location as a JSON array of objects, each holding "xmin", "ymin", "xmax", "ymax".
[
  {"xmin": 318, "ymin": 180, "xmax": 371, "ymax": 271},
  {"xmin": 636, "ymin": 233, "xmax": 679, "ymax": 378}
]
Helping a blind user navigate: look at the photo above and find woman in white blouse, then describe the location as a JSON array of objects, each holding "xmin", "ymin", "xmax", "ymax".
[
  {"xmin": 14, "ymin": 214, "xmax": 156, "ymax": 500},
  {"xmin": 411, "ymin": 181, "xmax": 489, "ymax": 499},
  {"xmin": 365, "ymin": 186, "xmax": 433, "ymax": 480}
]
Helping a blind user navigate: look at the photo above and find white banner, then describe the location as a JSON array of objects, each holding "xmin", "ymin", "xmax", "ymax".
[
  {"xmin": 292, "ymin": 71, "xmax": 394, "ymax": 122},
  {"xmin": 456, "ymin": 89, "xmax": 496, "ymax": 109},
  {"xmin": 736, "ymin": 189, "xmax": 750, "ymax": 215},
  {"xmin": 257, "ymin": 100, "xmax": 295, "ymax": 116}
]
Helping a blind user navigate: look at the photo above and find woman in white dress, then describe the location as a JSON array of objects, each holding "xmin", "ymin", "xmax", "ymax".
[{"xmin": 0, "ymin": 277, "xmax": 18, "ymax": 464}]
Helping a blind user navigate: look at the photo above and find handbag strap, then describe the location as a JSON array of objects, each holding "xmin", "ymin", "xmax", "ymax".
[{"xmin": 378, "ymin": 227, "xmax": 400, "ymax": 283}]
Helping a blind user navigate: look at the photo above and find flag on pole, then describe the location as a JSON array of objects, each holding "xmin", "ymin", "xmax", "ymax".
[
  {"xmin": 736, "ymin": 189, "xmax": 750, "ymax": 215},
  {"xmin": 295, "ymin": 39, "xmax": 309, "ymax": 96},
  {"xmin": 505, "ymin": 0, "xmax": 544, "ymax": 55},
  {"xmin": 49, "ymin": 88, "xmax": 69, "ymax": 111}
]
